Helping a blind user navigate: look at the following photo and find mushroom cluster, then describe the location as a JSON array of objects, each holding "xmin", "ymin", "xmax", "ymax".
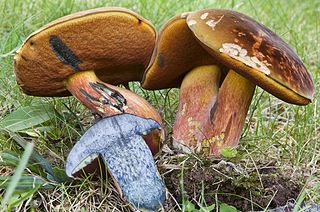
[
  {"xmin": 143, "ymin": 9, "xmax": 314, "ymax": 155},
  {"xmin": 13, "ymin": 6, "xmax": 314, "ymax": 211}
]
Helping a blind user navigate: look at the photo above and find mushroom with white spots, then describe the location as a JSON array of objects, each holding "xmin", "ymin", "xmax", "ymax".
[{"xmin": 142, "ymin": 9, "xmax": 314, "ymax": 155}]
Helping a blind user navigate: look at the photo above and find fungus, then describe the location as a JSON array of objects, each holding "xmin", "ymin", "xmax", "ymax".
[
  {"xmin": 13, "ymin": 7, "xmax": 166, "ymax": 208},
  {"xmin": 66, "ymin": 114, "xmax": 166, "ymax": 211},
  {"xmin": 13, "ymin": 7, "xmax": 163, "ymax": 153},
  {"xmin": 13, "ymin": 7, "xmax": 160, "ymax": 122},
  {"xmin": 142, "ymin": 9, "xmax": 314, "ymax": 155}
]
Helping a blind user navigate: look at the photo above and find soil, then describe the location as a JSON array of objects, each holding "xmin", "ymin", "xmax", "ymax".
[{"xmin": 161, "ymin": 156, "xmax": 302, "ymax": 211}]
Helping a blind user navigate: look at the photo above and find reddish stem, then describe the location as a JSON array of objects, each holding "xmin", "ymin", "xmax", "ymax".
[{"xmin": 65, "ymin": 70, "xmax": 163, "ymax": 154}]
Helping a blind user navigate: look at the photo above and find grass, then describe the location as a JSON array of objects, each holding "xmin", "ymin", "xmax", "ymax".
[
  {"xmin": 0, "ymin": 142, "xmax": 33, "ymax": 211},
  {"xmin": 0, "ymin": 0, "xmax": 319, "ymax": 211}
]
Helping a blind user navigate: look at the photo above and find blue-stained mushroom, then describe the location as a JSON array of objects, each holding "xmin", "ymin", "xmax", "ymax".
[
  {"xmin": 66, "ymin": 114, "xmax": 166, "ymax": 211},
  {"xmin": 13, "ymin": 6, "xmax": 164, "ymax": 164}
]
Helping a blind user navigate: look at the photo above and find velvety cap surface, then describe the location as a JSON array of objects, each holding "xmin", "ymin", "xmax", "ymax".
[{"xmin": 14, "ymin": 7, "xmax": 156, "ymax": 96}]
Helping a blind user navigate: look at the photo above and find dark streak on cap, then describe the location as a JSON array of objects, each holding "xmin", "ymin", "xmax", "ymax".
[
  {"xmin": 13, "ymin": 7, "xmax": 156, "ymax": 97},
  {"xmin": 49, "ymin": 35, "xmax": 82, "ymax": 71}
]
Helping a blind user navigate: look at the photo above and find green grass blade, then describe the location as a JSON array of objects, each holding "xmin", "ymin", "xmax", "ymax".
[
  {"xmin": 0, "ymin": 142, "xmax": 33, "ymax": 211},
  {"xmin": 0, "ymin": 150, "xmax": 54, "ymax": 177},
  {"xmin": 0, "ymin": 104, "xmax": 55, "ymax": 132},
  {"xmin": 0, "ymin": 176, "xmax": 54, "ymax": 190},
  {"xmin": 0, "ymin": 151, "xmax": 20, "ymax": 167},
  {"xmin": 10, "ymin": 132, "xmax": 54, "ymax": 173},
  {"xmin": 6, "ymin": 186, "xmax": 40, "ymax": 211},
  {"xmin": 10, "ymin": 132, "xmax": 65, "ymax": 183},
  {"xmin": 293, "ymin": 189, "xmax": 306, "ymax": 212}
]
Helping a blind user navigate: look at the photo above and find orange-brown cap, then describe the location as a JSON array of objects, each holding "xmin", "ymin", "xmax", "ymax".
[
  {"xmin": 142, "ymin": 13, "xmax": 219, "ymax": 89},
  {"xmin": 143, "ymin": 9, "xmax": 315, "ymax": 105},
  {"xmin": 14, "ymin": 7, "xmax": 156, "ymax": 97}
]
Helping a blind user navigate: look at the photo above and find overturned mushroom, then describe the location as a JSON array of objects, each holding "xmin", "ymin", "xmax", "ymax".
[
  {"xmin": 142, "ymin": 9, "xmax": 314, "ymax": 155},
  {"xmin": 14, "ymin": 8, "xmax": 163, "ymax": 207},
  {"xmin": 66, "ymin": 113, "xmax": 166, "ymax": 211}
]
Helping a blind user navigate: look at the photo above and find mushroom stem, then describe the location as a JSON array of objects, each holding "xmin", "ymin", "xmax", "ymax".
[
  {"xmin": 65, "ymin": 70, "xmax": 163, "ymax": 155},
  {"xmin": 172, "ymin": 65, "xmax": 221, "ymax": 153},
  {"xmin": 65, "ymin": 70, "xmax": 161, "ymax": 123},
  {"xmin": 208, "ymin": 70, "xmax": 255, "ymax": 155},
  {"xmin": 173, "ymin": 68, "xmax": 255, "ymax": 155}
]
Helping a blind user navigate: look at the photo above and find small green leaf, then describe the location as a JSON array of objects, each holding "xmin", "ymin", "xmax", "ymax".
[
  {"xmin": 219, "ymin": 203, "xmax": 237, "ymax": 212},
  {"xmin": 49, "ymin": 167, "xmax": 70, "ymax": 183},
  {"xmin": 219, "ymin": 147, "xmax": 238, "ymax": 158},
  {"xmin": 22, "ymin": 126, "xmax": 54, "ymax": 137},
  {"xmin": 183, "ymin": 199, "xmax": 197, "ymax": 212},
  {"xmin": 200, "ymin": 204, "xmax": 215, "ymax": 212},
  {"xmin": 0, "ymin": 104, "xmax": 55, "ymax": 132}
]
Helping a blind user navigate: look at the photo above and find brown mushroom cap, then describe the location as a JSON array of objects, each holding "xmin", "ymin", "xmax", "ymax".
[
  {"xmin": 142, "ymin": 9, "xmax": 314, "ymax": 105},
  {"xmin": 14, "ymin": 7, "xmax": 156, "ymax": 97},
  {"xmin": 186, "ymin": 9, "xmax": 314, "ymax": 105},
  {"xmin": 142, "ymin": 13, "xmax": 221, "ymax": 89}
]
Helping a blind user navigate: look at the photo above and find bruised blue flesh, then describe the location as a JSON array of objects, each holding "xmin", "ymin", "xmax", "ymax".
[{"xmin": 66, "ymin": 114, "xmax": 166, "ymax": 211}]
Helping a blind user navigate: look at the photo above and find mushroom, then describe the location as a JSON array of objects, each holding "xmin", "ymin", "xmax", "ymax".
[
  {"xmin": 13, "ymin": 7, "xmax": 163, "ymax": 154},
  {"xmin": 66, "ymin": 113, "xmax": 166, "ymax": 211},
  {"xmin": 142, "ymin": 9, "xmax": 314, "ymax": 155},
  {"xmin": 14, "ymin": 7, "xmax": 166, "ymax": 209},
  {"xmin": 13, "ymin": 7, "xmax": 160, "ymax": 122}
]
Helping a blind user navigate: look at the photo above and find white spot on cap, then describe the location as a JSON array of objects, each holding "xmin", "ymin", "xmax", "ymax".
[
  {"xmin": 200, "ymin": 12, "xmax": 209, "ymax": 20},
  {"xmin": 205, "ymin": 15, "xmax": 224, "ymax": 30},
  {"xmin": 238, "ymin": 32, "xmax": 246, "ymax": 37},
  {"xmin": 206, "ymin": 20, "xmax": 216, "ymax": 27},
  {"xmin": 239, "ymin": 48, "xmax": 247, "ymax": 57},
  {"xmin": 13, "ymin": 54, "xmax": 19, "ymax": 61},
  {"xmin": 188, "ymin": 19, "xmax": 197, "ymax": 26},
  {"xmin": 219, "ymin": 43, "xmax": 271, "ymax": 75}
]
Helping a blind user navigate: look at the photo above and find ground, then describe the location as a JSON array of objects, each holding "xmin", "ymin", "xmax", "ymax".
[{"xmin": 162, "ymin": 152, "xmax": 302, "ymax": 211}]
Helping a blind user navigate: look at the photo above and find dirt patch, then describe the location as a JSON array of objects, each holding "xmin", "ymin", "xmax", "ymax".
[{"xmin": 161, "ymin": 156, "xmax": 303, "ymax": 211}]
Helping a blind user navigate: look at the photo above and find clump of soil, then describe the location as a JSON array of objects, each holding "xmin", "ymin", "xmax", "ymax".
[{"xmin": 161, "ymin": 156, "xmax": 303, "ymax": 211}]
